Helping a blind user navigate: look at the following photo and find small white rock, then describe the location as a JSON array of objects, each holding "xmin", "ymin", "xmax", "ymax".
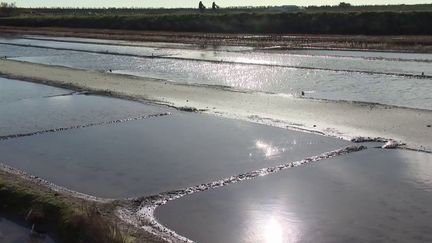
[{"xmin": 382, "ymin": 140, "xmax": 399, "ymax": 149}]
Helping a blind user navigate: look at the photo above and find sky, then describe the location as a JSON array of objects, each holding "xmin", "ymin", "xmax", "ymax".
[{"xmin": 11, "ymin": 0, "xmax": 431, "ymax": 8}]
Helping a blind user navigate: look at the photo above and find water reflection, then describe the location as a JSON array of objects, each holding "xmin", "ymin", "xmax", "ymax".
[
  {"xmin": 8, "ymin": 48, "xmax": 432, "ymax": 110},
  {"xmin": 246, "ymin": 203, "xmax": 301, "ymax": 243},
  {"xmin": 0, "ymin": 217, "xmax": 55, "ymax": 243},
  {"xmin": 234, "ymin": 57, "xmax": 274, "ymax": 65},
  {"xmin": 399, "ymin": 151, "xmax": 432, "ymax": 192},
  {"xmin": 156, "ymin": 150, "xmax": 432, "ymax": 243},
  {"xmin": 0, "ymin": 78, "xmax": 168, "ymax": 136},
  {"xmin": 255, "ymin": 140, "xmax": 282, "ymax": 158},
  {"xmin": 0, "ymin": 111, "xmax": 349, "ymax": 198},
  {"xmin": 264, "ymin": 218, "xmax": 283, "ymax": 243},
  {"xmin": 0, "ymin": 77, "xmax": 69, "ymax": 104},
  {"xmin": 256, "ymin": 216, "xmax": 300, "ymax": 243}
]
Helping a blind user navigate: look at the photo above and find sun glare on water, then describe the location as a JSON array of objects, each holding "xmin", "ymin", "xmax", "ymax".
[
  {"xmin": 264, "ymin": 218, "xmax": 283, "ymax": 243},
  {"xmin": 255, "ymin": 140, "xmax": 281, "ymax": 158}
]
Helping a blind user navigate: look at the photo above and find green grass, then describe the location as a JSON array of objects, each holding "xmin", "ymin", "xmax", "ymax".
[{"xmin": 0, "ymin": 172, "xmax": 134, "ymax": 243}]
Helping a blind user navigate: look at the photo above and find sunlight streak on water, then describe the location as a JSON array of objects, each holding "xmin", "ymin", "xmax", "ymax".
[
  {"xmin": 156, "ymin": 150, "xmax": 432, "ymax": 243},
  {"xmin": 400, "ymin": 151, "xmax": 432, "ymax": 192},
  {"xmin": 4, "ymin": 41, "xmax": 432, "ymax": 110},
  {"xmin": 246, "ymin": 211, "xmax": 301, "ymax": 243},
  {"xmin": 255, "ymin": 140, "xmax": 282, "ymax": 158},
  {"xmin": 264, "ymin": 218, "xmax": 283, "ymax": 243}
]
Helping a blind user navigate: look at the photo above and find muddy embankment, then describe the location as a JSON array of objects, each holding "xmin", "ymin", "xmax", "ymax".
[
  {"xmin": 1, "ymin": 26, "xmax": 432, "ymax": 52},
  {"xmin": 0, "ymin": 164, "xmax": 169, "ymax": 243}
]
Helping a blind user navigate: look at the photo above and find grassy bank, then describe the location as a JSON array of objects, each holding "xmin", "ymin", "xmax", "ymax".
[
  {"xmin": 1, "ymin": 11, "xmax": 432, "ymax": 35},
  {"xmin": 0, "ymin": 170, "xmax": 134, "ymax": 243}
]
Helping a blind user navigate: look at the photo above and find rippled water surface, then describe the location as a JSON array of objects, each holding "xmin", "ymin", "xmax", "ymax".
[
  {"xmin": 155, "ymin": 149, "xmax": 432, "ymax": 243},
  {"xmin": 1, "ymin": 36, "xmax": 432, "ymax": 110}
]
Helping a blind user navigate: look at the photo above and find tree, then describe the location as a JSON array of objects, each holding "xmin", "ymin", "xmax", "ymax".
[
  {"xmin": 338, "ymin": 2, "xmax": 351, "ymax": 8},
  {"xmin": 0, "ymin": 2, "xmax": 16, "ymax": 17}
]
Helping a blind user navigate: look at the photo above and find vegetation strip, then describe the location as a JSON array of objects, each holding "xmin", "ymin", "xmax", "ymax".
[{"xmin": 0, "ymin": 169, "xmax": 136, "ymax": 243}]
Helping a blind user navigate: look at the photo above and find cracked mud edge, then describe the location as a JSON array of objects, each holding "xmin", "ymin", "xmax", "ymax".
[
  {"xmin": 0, "ymin": 112, "xmax": 171, "ymax": 141},
  {"xmin": 0, "ymin": 163, "xmax": 111, "ymax": 203},
  {"xmin": 123, "ymin": 145, "xmax": 367, "ymax": 243}
]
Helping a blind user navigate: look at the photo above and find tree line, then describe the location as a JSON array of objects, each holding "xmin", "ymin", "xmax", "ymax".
[
  {"xmin": 0, "ymin": 2, "xmax": 16, "ymax": 17},
  {"xmin": 2, "ymin": 4, "xmax": 432, "ymax": 17},
  {"xmin": 0, "ymin": 11, "xmax": 431, "ymax": 35}
]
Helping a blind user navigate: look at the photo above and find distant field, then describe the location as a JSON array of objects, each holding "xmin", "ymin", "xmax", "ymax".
[
  {"xmin": 1, "ymin": 4, "xmax": 432, "ymax": 35},
  {"xmin": 4, "ymin": 4, "xmax": 432, "ymax": 16},
  {"xmin": 1, "ymin": 11, "xmax": 432, "ymax": 35}
]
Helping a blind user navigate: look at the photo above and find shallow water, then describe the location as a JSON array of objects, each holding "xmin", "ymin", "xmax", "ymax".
[
  {"xmin": 0, "ymin": 112, "xmax": 349, "ymax": 198},
  {"xmin": 22, "ymin": 35, "xmax": 254, "ymax": 51},
  {"xmin": 287, "ymin": 49, "xmax": 432, "ymax": 62},
  {"xmin": 0, "ymin": 77, "xmax": 69, "ymax": 104},
  {"xmin": 1, "ymin": 42, "xmax": 431, "ymax": 242},
  {"xmin": 0, "ymin": 44, "xmax": 68, "ymax": 59},
  {"xmin": 155, "ymin": 149, "xmax": 432, "ymax": 243},
  {"xmin": 0, "ymin": 78, "xmax": 170, "ymax": 136},
  {"xmin": 2, "ymin": 38, "xmax": 431, "ymax": 76},
  {"xmin": 9, "ymin": 51, "xmax": 431, "ymax": 110},
  {"xmin": 0, "ymin": 217, "xmax": 55, "ymax": 243},
  {"xmin": 171, "ymin": 49, "xmax": 432, "ymax": 76},
  {"xmin": 2, "ymin": 37, "xmax": 432, "ymax": 110},
  {"xmin": 0, "ymin": 37, "xmax": 174, "ymax": 57}
]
